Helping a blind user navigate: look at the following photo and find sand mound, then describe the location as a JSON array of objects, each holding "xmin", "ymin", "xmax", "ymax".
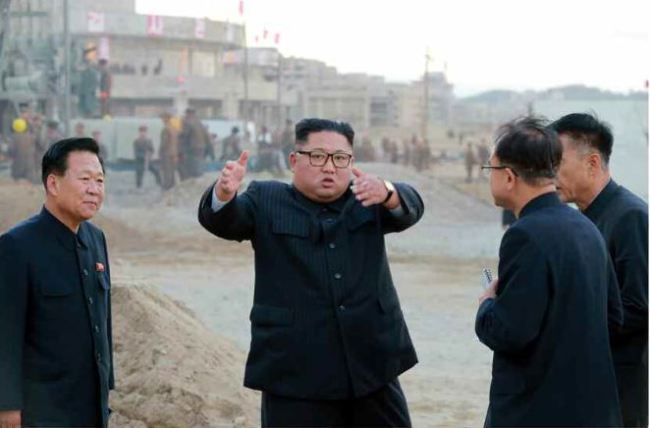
[
  {"xmin": 0, "ymin": 179, "xmax": 43, "ymax": 231},
  {"xmin": 110, "ymin": 284, "xmax": 258, "ymax": 428}
]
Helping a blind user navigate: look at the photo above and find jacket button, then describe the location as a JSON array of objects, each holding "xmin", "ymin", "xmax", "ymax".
[
  {"xmin": 88, "ymin": 297, "xmax": 93, "ymax": 305},
  {"xmin": 94, "ymin": 325, "xmax": 100, "ymax": 333},
  {"xmin": 338, "ymin": 305, "xmax": 346, "ymax": 311},
  {"xmin": 334, "ymin": 273, "xmax": 342, "ymax": 280},
  {"xmin": 329, "ymin": 243, "xmax": 336, "ymax": 249},
  {"xmin": 83, "ymin": 269, "xmax": 89, "ymax": 276}
]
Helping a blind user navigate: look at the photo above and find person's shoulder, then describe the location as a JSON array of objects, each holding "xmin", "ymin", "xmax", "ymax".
[
  {"xmin": 592, "ymin": 185, "xmax": 648, "ymax": 233},
  {"xmin": 614, "ymin": 185, "xmax": 647, "ymax": 214},
  {"xmin": 500, "ymin": 222, "xmax": 541, "ymax": 256},
  {"xmin": 1, "ymin": 213, "xmax": 43, "ymax": 246},
  {"xmin": 517, "ymin": 203, "xmax": 582, "ymax": 234},
  {"xmin": 246, "ymin": 180, "xmax": 292, "ymax": 202},
  {"xmin": 504, "ymin": 221, "xmax": 533, "ymax": 240}
]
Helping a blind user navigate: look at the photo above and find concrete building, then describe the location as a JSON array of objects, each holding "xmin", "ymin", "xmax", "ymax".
[
  {"xmin": 3, "ymin": 0, "xmax": 285, "ymax": 122},
  {"xmin": 2, "ymin": 0, "xmax": 456, "ymax": 140},
  {"xmin": 279, "ymin": 55, "xmax": 454, "ymax": 136}
]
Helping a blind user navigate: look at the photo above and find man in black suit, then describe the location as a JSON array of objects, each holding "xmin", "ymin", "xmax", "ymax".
[
  {"xmin": 552, "ymin": 113, "xmax": 648, "ymax": 427},
  {"xmin": 198, "ymin": 118, "xmax": 424, "ymax": 427},
  {"xmin": 475, "ymin": 117, "xmax": 623, "ymax": 427},
  {"xmin": 0, "ymin": 138, "xmax": 114, "ymax": 428}
]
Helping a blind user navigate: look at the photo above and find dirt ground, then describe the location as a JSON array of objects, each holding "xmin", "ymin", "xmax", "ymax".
[{"xmin": 0, "ymin": 158, "xmax": 502, "ymax": 427}]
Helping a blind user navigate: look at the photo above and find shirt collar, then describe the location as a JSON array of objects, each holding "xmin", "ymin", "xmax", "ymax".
[
  {"xmin": 290, "ymin": 184, "xmax": 353, "ymax": 215},
  {"xmin": 40, "ymin": 206, "xmax": 88, "ymax": 250},
  {"xmin": 518, "ymin": 192, "xmax": 562, "ymax": 219},
  {"xmin": 583, "ymin": 179, "xmax": 618, "ymax": 221}
]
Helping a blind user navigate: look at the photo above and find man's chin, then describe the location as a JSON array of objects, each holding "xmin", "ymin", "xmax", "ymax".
[
  {"xmin": 80, "ymin": 209, "xmax": 99, "ymax": 220},
  {"xmin": 314, "ymin": 188, "xmax": 344, "ymax": 202}
]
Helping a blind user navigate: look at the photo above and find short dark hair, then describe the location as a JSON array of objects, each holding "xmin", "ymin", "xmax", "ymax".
[
  {"xmin": 548, "ymin": 113, "xmax": 613, "ymax": 165},
  {"xmin": 494, "ymin": 116, "xmax": 562, "ymax": 185},
  {"xmin": 42, "ymin": 137, "xmax": 104, "ymax": 187},
  {"xmin": 295, "ymin": 118, "xmax": 354, "ymax": 146}
]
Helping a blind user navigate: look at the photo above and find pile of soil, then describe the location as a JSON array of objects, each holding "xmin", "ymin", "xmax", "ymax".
[{"xmin": 110, "ymin": 284, "xmax": 259, "ymax": 428}]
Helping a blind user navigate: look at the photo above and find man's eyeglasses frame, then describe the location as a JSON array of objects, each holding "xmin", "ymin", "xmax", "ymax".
[{"xmin": 296, "ymin": 150, "xmax": 353, "ymax": 168}]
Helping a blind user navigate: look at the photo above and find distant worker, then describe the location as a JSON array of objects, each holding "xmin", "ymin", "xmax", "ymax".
[
  {"xmin": 45, "ymin": 121, "xmax": 63, "ymax": 149},
  {"xmin": 91, "ymin": 131, "xmax": 109, "ymax": 161},
  {"xmin": 464, "ymin": 142, "xmax": 477, "ymax": 182},
  {"xmin": 132, "ymin": 125, "xmax": 159, "ymax": 188},
  {"xmin": 31, "ymin": 114, "xmax": 47, "ymax": 171},
  {"xmin": 9, "ymin": 118, "xmax": 37, "ymax": 182},
  {"xmin": 98, "ymin": 59, "xmax": 113, "ymax": 118},
  {"xmin": 74, "ymin": 122, "xmax": 86, "ymax": 138},
  {"xmin": 179, "ymin": 108, "xmax": 209, "ymax": 179},
  {"xmin": 280, "ymin": 119, "xmax": 294, "ymax": 158},
  {"xmin": 78, "ymin": 60, "xmax": 98, "ymax": 118},
  {"xmin": 220, "ymin": 126, "xmax": 242, "ymax": 161},
  {"xmin": 159, "ymin": 112, "xmax": 179, "ymax": 190}
]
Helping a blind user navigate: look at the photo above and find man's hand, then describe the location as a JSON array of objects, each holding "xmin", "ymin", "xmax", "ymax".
[
  {"xmin": 351, "ymin": 167, "xmax": 399, "ymax": 208},
  {"xmin": 479, "ymin": 279, "xmax": 498, "ymax": 305},
  {"xmin": 215, "ymin": 151, "xmax": 249, "ymax": 202},
  {"xmin": 0, "ymin": 410, "xmax": 21, "ymax": 428}
]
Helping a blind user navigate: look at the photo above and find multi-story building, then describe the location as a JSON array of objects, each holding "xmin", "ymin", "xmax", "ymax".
[
  {"xmin": 2, "ymin": 0, "xmax": 456, "ymax": 139},
  {"xmin": 2, "ymin": 0, "xmax": 286, "ymax": 123}
]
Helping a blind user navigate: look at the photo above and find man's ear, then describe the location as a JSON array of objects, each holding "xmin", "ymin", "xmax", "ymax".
[
  {"xmin": 505, "ymin": 169, "xmax": 517, "ymax": 190},
  {"xmin": 586, "ymin": 152, "xmax": 602, "ymax": 175},
  {"xmin": 288, "ymin": 152, "xmax": 297, "ymax": 171},
  {"xmin": 46, "ymin": 174, "xmax": 59, "ymax": 196}
]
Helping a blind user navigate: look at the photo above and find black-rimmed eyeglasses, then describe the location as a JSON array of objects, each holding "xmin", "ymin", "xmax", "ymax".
[
  {"xmin": 480, "ymin": 164, "xmax": 519, "ymax": 176},
  {"xmin": 296, "ymin": 150, "xmax": 353, "ymax": 168}
]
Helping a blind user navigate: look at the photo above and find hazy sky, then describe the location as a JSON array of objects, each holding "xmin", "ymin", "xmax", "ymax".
[{"xmin": 136, "ymin": 0, "xmax": 649, "ymax": 96}]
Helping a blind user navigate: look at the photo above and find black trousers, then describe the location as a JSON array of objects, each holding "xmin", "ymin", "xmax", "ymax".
[
  {"xmin": 261, "ymin": 378, "xmax": 411, "ymax": 427},
  {"xmin": 616, "ymin": 362, "xmax": 649, "ymax": 427}
]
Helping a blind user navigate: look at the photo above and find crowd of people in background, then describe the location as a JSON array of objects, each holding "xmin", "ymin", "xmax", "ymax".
[{"xmin": 0, "ymin": 103, "xmax": 498, "ymax": 194}]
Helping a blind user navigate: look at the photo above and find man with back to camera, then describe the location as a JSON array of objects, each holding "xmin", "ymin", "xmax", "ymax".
[
  {"xmin": 0, "ymin": 137, "xmax": 114, "ymax": 428},
  {"xmin": 551, "ymin": 112, "xmax": 648, "ymax": 427},
  {"xmin": 198, "ymin": 118, "xmax": 424, "ymax": 427},
  {"xmin": 475, "ymin": 116, "xmax": 623, "ymax": 427}
]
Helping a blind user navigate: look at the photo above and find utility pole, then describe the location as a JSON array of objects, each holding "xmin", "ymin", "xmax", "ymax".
[
  {"xmin": 276, "ymin": 51, "xmax": 282, "ymax": 126},
  {"xmin": 63, "ymin": 0, "xmax": 71, "ymax": 136},
  {"xmin": 421, "ymin": 46, "xmax": 430, "ymax": 141},
  {"xmin": 242, "ymin": 23, "xmax": 249, "ymax": 127}
]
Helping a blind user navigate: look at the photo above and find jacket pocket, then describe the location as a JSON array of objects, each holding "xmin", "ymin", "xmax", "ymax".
[
  {"xmin": 98, "ymin": 274, "xmax": 110, "ymax": 290},
  {"xmin": 249, "ymin": 304, "xmax": 294, "ymax": 326},
  {"xmin": 271, "ymin": 217, "xmax": 310, "ymax": 238}
]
